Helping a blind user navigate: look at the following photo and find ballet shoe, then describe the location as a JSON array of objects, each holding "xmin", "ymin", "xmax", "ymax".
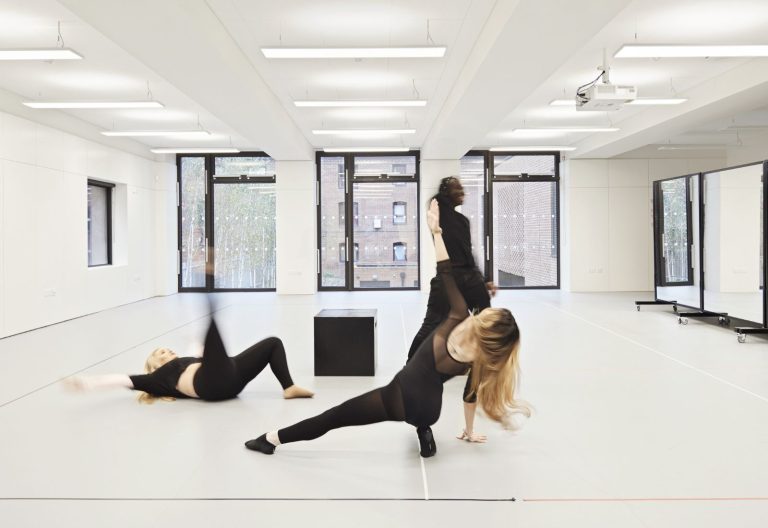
[
  {"xmin": 244, "ymin": 433, "xmax": 276, "ymax": 455},
  {"xmin": 417, "ymin": 426, "xmax": 437, "ymax": 458}
]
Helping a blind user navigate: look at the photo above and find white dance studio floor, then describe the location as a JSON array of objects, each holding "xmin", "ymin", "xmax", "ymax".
[{"xmin": 1, "ymin": 290, "xmax": 767, "ymax": 527}]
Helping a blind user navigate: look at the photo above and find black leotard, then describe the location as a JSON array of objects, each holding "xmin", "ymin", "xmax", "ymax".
[
  {"xmin": 129, "ymin": 321, "xmax": 294, "ymax": 401},
  {"xmin": 275, "ymin": 259, "xmax": 469, "ymax": 445},
  {"xmin": 394, "ymin": 259, "xmax": 470, "ymax": 426}
]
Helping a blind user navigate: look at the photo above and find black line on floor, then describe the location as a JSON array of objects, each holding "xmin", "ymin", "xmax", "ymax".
[{"xmin": 0, "ymin": 497, "xmax": 516, "ymax": 502}]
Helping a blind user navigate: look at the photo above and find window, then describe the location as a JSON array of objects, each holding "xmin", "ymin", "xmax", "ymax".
[
  {"xmin": 393, "ymin": 201, "xmax": 407, "ymax": 225},
  {"xmin": 87, "ymin": 180, "xmax": 114, "ymax": 267},
  {"xmin": 393, "ymin": 242, "xmax": 407, "ymax": 262},
  {"xmin": 178, "ymin": 153, "xmax": 276, "ymax": 291},
  {"xmin": 318, "ymin": 152, "xmax": 420, "ymax": 290},
  {"xmin": 490, "ymin": 153, "xmax": 560, "ymax": 288},
  {"xmin": 337, "ymin": 164, "xmax": 345, "ymax": 189}
]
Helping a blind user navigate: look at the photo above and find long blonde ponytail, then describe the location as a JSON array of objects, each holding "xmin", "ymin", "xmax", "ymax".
[{"xmin": 467, "ymin": 309, "xmax": 531, "ymax": 427}]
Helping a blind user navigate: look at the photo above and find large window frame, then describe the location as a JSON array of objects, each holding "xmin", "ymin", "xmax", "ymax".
[
  {"xmin": 653, "ymin": 174, "xmax": 695, "ymax": 287},
  {"xmin": 316, "ymin": 151, "xmax": 421, "ymax": 291},
  {"xmin": 177, "ymin": 152, "xmax": 276, "ymax": 292},
  {"xmin": 463, "ymin": 150, "xmax": 561, "ymax": 290},
  {"xmin": 87, "ymin": 179, "xmax": 115, "ymax": 267}
]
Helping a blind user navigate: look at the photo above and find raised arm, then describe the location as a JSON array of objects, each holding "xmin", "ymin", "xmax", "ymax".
[{"xmin": 428, "ymin": 199, "xmax": 468, "ymax": 321}]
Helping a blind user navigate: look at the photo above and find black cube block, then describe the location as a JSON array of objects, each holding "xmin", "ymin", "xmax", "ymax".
[{"xmin": 314, "ymin": 309, "xmax": 377, "ymax": 376}]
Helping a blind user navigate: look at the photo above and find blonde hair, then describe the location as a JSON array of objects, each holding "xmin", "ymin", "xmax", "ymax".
[
  {"xmin": 467, "ymin": 308, "xmax": 531, "ymax": 428},
  {"xmin": 136, "ymin": 347, "xmax": 176, "ymax": 405}
]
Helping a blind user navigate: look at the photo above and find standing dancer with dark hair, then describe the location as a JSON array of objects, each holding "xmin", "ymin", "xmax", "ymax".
[{"xmin": 245, "ymin": 200, "xmax": 529, "ymax": 458}]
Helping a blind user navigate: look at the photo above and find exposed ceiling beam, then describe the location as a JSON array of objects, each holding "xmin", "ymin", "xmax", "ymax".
[
  {"xmin": 59, "ymin": 0, "xmax": 313, "ymax": 160},
  {"xmin": 420, "ymin": 0, "xmax": 634, "ymax": 160}
]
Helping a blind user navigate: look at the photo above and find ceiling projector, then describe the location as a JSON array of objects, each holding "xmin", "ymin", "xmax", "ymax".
[{"xmin": 576, "ymin": 82, "xmax": 637, "ymax": 111}]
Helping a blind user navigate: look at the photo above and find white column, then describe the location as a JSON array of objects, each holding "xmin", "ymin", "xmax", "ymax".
[
  {"xmin": 275, "ymin": 160, "xmax": 316, "ymax": 294},
  {"xmin": 419, "ymin": 159, "xmax": 460, "ymax": 292}
]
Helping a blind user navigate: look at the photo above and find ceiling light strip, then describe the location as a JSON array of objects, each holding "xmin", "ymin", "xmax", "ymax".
[
  {"xmin": 24, "ymin": 101, "xmax": 164, "ymax": 109},
  {"xmin": 150, "ymin": 147, "xmax": 240, "ymax": 154},
  {"xmin": 313, "ymin": 129, "xmax": 415, "ymax": 135},
  {"xmin": 513, "ymin": 127, "xmax": 619, "ymax": 133},
  {"xmin": 323, "ymin": 147, "xmax": 410, "ymax": 153},
  {"xmin": 490, "ymin": 146, "xmax": 577, "ymax": 152},
  {"xmin": 262, "ymin": 47, "xmax": 446, "ymax": 59},
  {"xmin": 615, "ymin": 44, "xmax": 768, "ymax": 58},
  {"xmin": 295, "ymin": 100, "xmax": 427, "ymax": 107},
  {"xmin": 0, "ymin": 48, "xmax": 82, "ymax": 60},
  {"xmin": 102, "ymin": 130, "xmax": 211, "ymax": 137},
  {"xmin": 549, "ymin": 98, "xmax": 686, "ymax": 106}
]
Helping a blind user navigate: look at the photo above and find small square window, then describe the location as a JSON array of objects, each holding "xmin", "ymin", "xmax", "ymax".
[
  {"xmin": 393, "ymin": 242, "xmax": 407, "ymax": 262},
  {"xmin": 393, "ymin": 201, "xmax": 407, "ymax": 225}
]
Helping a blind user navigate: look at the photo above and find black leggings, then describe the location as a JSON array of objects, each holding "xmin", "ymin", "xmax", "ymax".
[
  {"xmin": 278, "ymin": 379, "xmax": 405, "ymax": 444},
  {"xmin": 407, "ymin": 268, "xmax": 490, "ymax": 361},
  {"xmin": 193, "ymin": 320, "xmax": 295, "ymax": 401}
]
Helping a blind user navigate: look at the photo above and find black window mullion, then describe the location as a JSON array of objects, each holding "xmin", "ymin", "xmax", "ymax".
[{"xmin": 205, "ymin": 154, "xmax": 214, "ymax": 291}]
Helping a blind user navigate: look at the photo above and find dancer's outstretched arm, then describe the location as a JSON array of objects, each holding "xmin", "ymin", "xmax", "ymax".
[{"xmin": 62, "ymin": 374, "xmax": 133, "ymax": 392}]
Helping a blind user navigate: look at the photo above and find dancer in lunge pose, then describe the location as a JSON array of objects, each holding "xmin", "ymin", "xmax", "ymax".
[
  {"xmin": 407, "ymin": 176, "xmax": 499, "ymax": 446},
  {"xmin": 245, "ymin": 199, "xmax": 529, "ymax": 458},
  {"xmin": 64, "ymin": 317, "xmax": 313, "ymax": 403}
]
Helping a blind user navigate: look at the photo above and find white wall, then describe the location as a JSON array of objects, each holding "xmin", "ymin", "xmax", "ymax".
[
  {"xmin": 275, "ymin": 160, "xmax": 316, "ymax": 294},
  {"xmin": 565, "ymin": 157, "xmax": 725, "ymax": 292},
  {"xmin": 0, "ymin": 110, "xmax": 176, "ymax": 338},
  {"xmin": 419, "ymin": 160, "xmax": 460, "ymax": 291}
]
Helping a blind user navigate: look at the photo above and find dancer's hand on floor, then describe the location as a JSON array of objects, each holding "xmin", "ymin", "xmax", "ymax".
[{"xmin": 456, "ymin": 429, "xmax": 487, "ymax": 443}]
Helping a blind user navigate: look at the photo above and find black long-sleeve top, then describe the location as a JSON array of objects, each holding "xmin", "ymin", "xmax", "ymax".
[
  {"xmin": 129, "ymin": 357, "xmax": 200, "ymax": 398},
  {"xmin": 435, "ymin": 194, "xmax": 478, "ymax": 271}
]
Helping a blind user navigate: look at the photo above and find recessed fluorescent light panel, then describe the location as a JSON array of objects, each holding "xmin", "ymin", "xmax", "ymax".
[
  {"xmin": 262, "ymin": 47, "xmax": 446, "ymax": 59},
  {"xmin": 295, "ymin": 100, "xmax": 427, "ymax": 107},
  {"xmin": 23, "ymin": 101, "xmax": 164, "ymax": 109},
  {"xmin": 0, "ymin": 48, "xmax": 82, "ymax": 60},
  {"xmin": 102, "ymin": 130, "xmax": 211, "ymax": 138},
  {"xmin": 513, "ymin": 127, "xmax": 619, "ymax": 133},
  {"xmin": 550, "ymin": 98, "xmax": 686, "ymax": 106},
  {"xmin": 490, "ymin": 146, "xmax": 576, "ymax": 152},
  {"xmin": 656, "ymin": 145, "xmax": 728, "ymax": 151},
  {"xmin": 323, "ymin": 147, "xmax": 410, "ymax": 152},
  {"xmin": 615, "ymin": 44, "xmax": 768, "ymax": 58},
  {"xmin": 312, "ymin": 129, "xmax": 416, "ymax": 135},
  {"xmin": 627, "ymin": 98, "xmax": 687, "ymax": 105},
  {"xmin": 150, "ymin": 147, "xmax": 240, "ymax": 154}
]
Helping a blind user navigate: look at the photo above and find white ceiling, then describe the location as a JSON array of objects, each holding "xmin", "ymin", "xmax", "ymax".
[{"xmin": 0, "ymin": 0, "xmax": 767, "ymax": 161}]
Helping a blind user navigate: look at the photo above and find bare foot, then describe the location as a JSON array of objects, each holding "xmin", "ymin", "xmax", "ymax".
[{"xmin": 283, "ymin": 385, "xmax": 314, "ymax": 399}]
